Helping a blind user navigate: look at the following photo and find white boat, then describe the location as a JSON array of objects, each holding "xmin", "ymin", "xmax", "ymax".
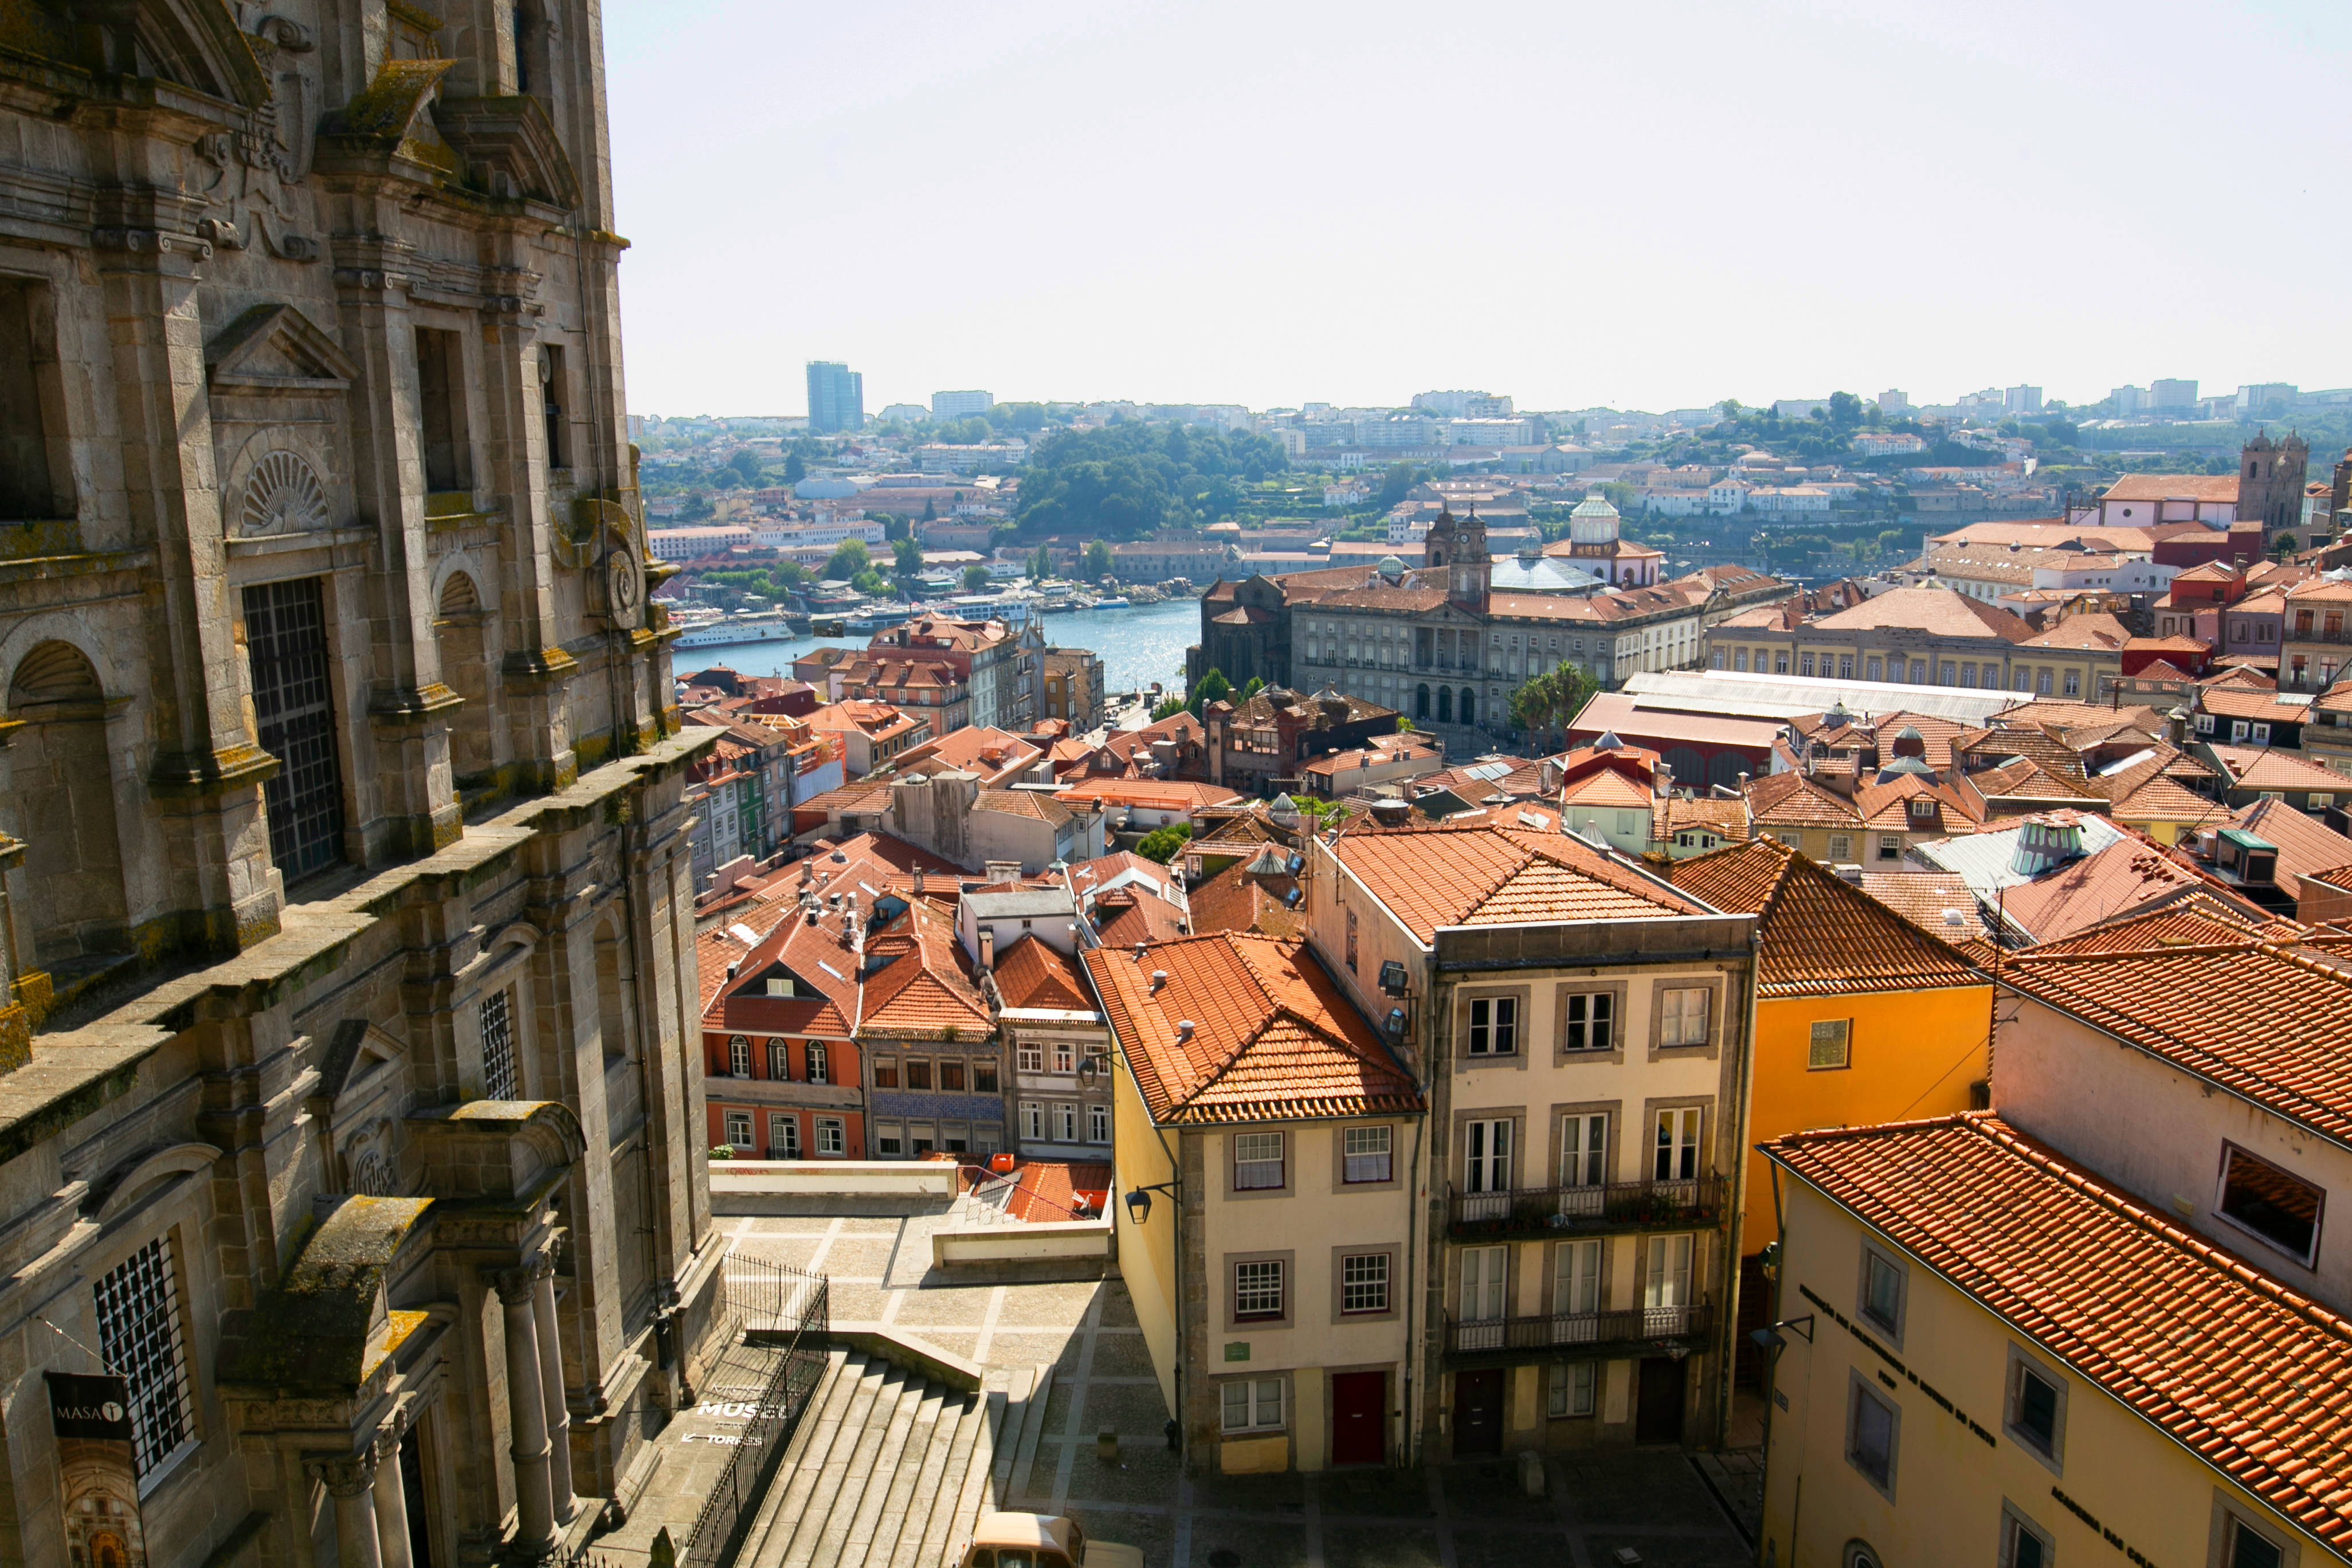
[
  {"xmin": 1090, "ymin": 595, "xmax": 1131, "ymax": 610},
  {"xmin": 675, "ymin": 612, "xmax": 802, "ymax": 648}
]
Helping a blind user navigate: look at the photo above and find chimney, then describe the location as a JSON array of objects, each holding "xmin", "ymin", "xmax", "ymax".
[{"xmin": 1150, "ymin": 969, "xmax": 1168, "ymax": 993}]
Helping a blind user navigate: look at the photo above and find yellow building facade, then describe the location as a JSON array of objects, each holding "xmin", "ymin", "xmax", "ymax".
[{"xmin": 1758, "ymin": 1116, "xmax": 2340, "ymax": 1568}]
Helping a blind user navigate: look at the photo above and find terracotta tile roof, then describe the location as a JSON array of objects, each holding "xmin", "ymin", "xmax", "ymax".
[
  {"xmin": 1746, "ymin": 771, "xmax": 1861, "ymax": 830},
  {"xmin": 2100, "ymin": 472, "xmax": 2243, "ymax": 503},
  {"xmin": 1053, "ymin": 778, "xmax": 1239, "ymax": 812},
  {"xmin": 2209, "ymin": 744, "xmax": 2352, "ymax": 794},
  {"xmin": 1665, "ymin": 839, "xmax": 1982, "ymax": 995},
  {"xmin": 1655, "ymin": 795, "xmax": 1749, "ymax": 843},
  {"xmin": 2232, "ymin": 799, "xmax": 2352, "ymax": 898},
  {"xmin": 856, "ymin": 899, "xmax": 992, "ymax": 1040},
  {"xmin": 1001, "ymin": 1160, "xmax": 1114, "ymax": 1224},
  {"xmin": 2021, "ymin": 904, "xmax": 2267, "ymax": 956},
  {"xmin": 1764, "ymin": 1112, "xmax": 2352, "ymax": 1553},
  {"xmin": 1083, "ymin": 932, "xmax": 1422, "ymax": 1126},
  {"xmin": 1087, "ymin": 885, "xmax": 1186, "ymax": 947},
  {"xmin": 1994, "ymin": 836, "xmax": 2217, "ymax": 945},
  {"xmin": 707, "ymin": 907, "xmax": 865, "ymax": 1038},
  {"xmin": 976, "ymin": 788, "xmax": 1074, "ymax": 826},
  {"xmin": 1331, "ymin": 824, "xmax": 1706, "ymax": 944},
  {"xmin": 1853, "ymin": 774, "xmax": 1982, "ymax": 835},
  {"xmin": 696, "ymin": 926, "xmax": 751, "ymax": 1010},
  {"xmin": 1185, "ymin": 859, "xmax": 1303, "ymax": 940},
  {"xmin": 2098, "ymin": 767, "xmax": 2219, "ymax": 827},
  {"xmin": 2017, "ymin": 611, "xmax": 2130, "ymax": 652},
  {"xmin": 1857, "ymin": 872, "xmax": 1988, "ymax": 942},
  {"xmin": 2001, "ymin": 939, "xmax": 2352, "ymax": 1140},
  {"xmin": 1810, "ymin": 586, "xmax": 2035, "ymax": 642},
  {"xmin": 992, "ymin": 933, "xmax": 1092, "ymax": 1012}
]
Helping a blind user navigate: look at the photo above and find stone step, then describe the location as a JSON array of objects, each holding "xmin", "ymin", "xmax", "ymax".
[
  {"xmin": 739, "ymin": 1350, "xmax": 860, "ymax": 1566},
  {"xmin": 1005, "ymin": 1363, "xmax": 1057, "ymax": 1503},
  {"xmin": 916, "ymin": 1386, "xmax": 1003, "ymax": 1568},
  {"xmin": 797, "ymin": 1364, "xmax": 912, "ymax": 1568},
  {"xmin": 772, "ymin": 1358, "xmax": 900, "ymax": 1568},
  {"xmin": 834, "ymin": 1379, "xmax": 940, "ymax": 1568},
  {"xmin": 864, "ymin": 1383, "xmax": 962, "ymax": 1568}
]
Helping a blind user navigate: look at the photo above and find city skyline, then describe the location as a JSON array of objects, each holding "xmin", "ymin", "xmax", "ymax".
[{"xmin": 606, "ymin": 0, "xmax": 2352, "ymax": 418}]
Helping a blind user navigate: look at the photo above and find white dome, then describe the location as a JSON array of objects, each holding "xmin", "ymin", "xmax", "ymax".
[{"xmin": 1568, "ymin": 493, "xmax": 1621, "ymax": 545}]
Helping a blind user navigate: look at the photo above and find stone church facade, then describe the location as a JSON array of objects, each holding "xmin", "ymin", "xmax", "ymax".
[{"xmin": 0, "ymin": 5, "xmax": 722, "ymax": 1567}]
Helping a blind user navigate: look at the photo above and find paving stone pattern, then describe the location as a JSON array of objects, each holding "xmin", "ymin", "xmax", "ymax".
[{"xmin": 622, "ymin": 1215, "xmax": 1751, "ymax": 1568}]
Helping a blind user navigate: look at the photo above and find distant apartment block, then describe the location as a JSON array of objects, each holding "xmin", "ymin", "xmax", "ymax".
[
  {"xmin": 1412, "ymin": 389, "xmax": 1515, "ymax": 418},
  {"xmin": 2150, "ymin": 377, "xmax": 2198, "ymax": 413},
  {"xmin": 932, "ymin": 389, "xmax": 994, "ymax": 420},
  {"xmin": 806, "ymin": 360, "xmax": 865, "ymax": 433}
]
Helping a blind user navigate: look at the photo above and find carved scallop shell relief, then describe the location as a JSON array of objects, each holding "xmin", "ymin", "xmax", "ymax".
[{"xmin": 240, "ymin": 449, "xmax": 330, "ymax": 536}]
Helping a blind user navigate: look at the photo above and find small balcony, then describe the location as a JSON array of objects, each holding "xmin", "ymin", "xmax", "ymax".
[
  {"xmin": 1445, "ymin": 1175, "xmax": 1727, "ymax": 1242},
  {"xmin": 1442, "ymin": 1302, "xmax": 1714, "ymax": 1365}
]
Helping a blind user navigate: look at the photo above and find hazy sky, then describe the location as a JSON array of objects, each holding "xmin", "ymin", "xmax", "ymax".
[{"xmin": 604, "ymin": 2, "xmax": 2351, "ymax": 418}]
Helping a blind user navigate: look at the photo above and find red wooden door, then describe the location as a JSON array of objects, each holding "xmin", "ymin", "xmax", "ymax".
[{"xmin": 1331, "ymin": 1371, "xmax": 1386, "ymax": 1465}]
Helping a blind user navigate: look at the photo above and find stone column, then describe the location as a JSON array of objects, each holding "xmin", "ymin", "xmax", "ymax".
[
  {"xmin": 372, "ymin": 1426, "xmax": 414, "ymax": 1568},
  {"xmin": 495, "ymin": 1263, "xmax": 559, "ymax": 1558},
  {"xmin": 316, "ymin": 1454, "xmax": 385, "ymax": 1568},
  {"xmin": 530, "ymin": 1254, "xmax": 577, "ymax": 1522}
]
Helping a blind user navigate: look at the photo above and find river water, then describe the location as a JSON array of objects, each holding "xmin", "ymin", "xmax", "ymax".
[{"xmin": 679, "ymin": 597, "xmax": 1205, "ymax": 698}]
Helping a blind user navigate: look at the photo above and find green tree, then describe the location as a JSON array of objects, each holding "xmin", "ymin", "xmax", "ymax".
[
  {"xmin": 1013, "ymin": 421, "xmax": 1289, "ymax": 537},
  {"xmin": 1828, "ymin": 391, "xmax": 1863, "ymax": 429},
  {"xmin": 1376, "ymin": 461, "xmax": 1417, "ymax": 511},
  {"xmin": 783, "ymin": 451, "xmax": 806, "ymax": 485},
  {"xmin": 1027, "ymin": 544, "xmax": 1053, "ymax": 579},
  {"xmin": 1083, "ymin": 540, "xmax": 1114, "ymax": 579},
  {"xmin": 890, "ymin": 536, "xmax": 924, "ymax": 591},
  {"xmin": 851, "ymin": 567, "xmax": 889, "ymax": 595},
  {"xmin": 1509, "ymin": 664, "xmax": 1600, "ymax": 747},
  {"xmin": 962, "ymin": 563, "xmax": 994, "ymax": 592},
  {"xmin": 728, "ymin": 449, "xmax": 762, "ymax": 485},
  {"xmin": 1238, "ymin": 676, "xmax": 1265, "ymax": 703},
  {"xmin": 822, "ymin": 539, "xmax": 871, "ymax": 582},
  {"xmin": 1148, "ymin": 694, "xmax": 1187, "ymax": 722},
  {"xmin": 1187, "ymin": 668, "xmax": 1232, "ymax": 716},
  {"xmin": 1134, "ymin": 822, "xmax": 1193, "ymax": 863},
  {"xmin": 923, "ymin": 496, "xmax": 938, "ymax": 523}
]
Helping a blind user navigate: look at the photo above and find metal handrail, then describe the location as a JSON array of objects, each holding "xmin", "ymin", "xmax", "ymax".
[
  {"xmin": 1443, "ymin": 1301, "xmax": 1713, "ymax": 1356},
  {"xmin": 681, "ymin": 1257, "xmax": 830, "ymax": 1568},
  {"xmin": 1445, "ymin": 1174, "xmax": 1727, "ymax": 1237}
]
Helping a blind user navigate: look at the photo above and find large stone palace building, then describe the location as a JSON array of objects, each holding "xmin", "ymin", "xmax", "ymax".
[
  {"xmin": 1190, "ymin": 507, "xmax": 1785, "ymax": 748},
  {"xmin": 0, "ymin": 6, "xmax": 720, "ymax": 1567}
]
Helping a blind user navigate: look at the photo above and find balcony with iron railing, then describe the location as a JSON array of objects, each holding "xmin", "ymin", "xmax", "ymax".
[
  {"xmin": 1442, "ymin": 1302, "xmax": 1714, "ymax": 1365},
  {"xmin": 1446, "ymin": 1174, "xmax": 1727, "ymax": 1242}
]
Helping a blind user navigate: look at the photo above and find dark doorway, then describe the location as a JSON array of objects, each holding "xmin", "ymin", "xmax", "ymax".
[
  {"xmin": 1331, "ymin": 1371, "xmax": 1386, "ymax": 1466},
  {"xmin": 1454, "ymin": 1368, "xmax": 1503, "ymax": 1457},
  {"xmin": 1636, "ymin": 1356, "xmax": 1686, "ymax": 1444},
  {"xmin": 400, "ymin": 1424, "xmax": 434, "ymax": 1568}
]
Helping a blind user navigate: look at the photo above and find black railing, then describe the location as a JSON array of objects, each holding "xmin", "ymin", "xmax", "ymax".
[
  {"xmin": 1442, "ymin": 1302, "xmax": 1713, "ymax": 1359},
  {"xmin": 681, "ymin": 1256, "xmax": 829, "ymax": 1568},
  {"xmin": 1446, "ymin": 1174, "xmax": 1727, "ymax": 1240}
]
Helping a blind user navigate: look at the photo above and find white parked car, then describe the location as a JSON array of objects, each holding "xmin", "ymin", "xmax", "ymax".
[{"xmin": 953, "ymin": 1510, "xmax": 1146, "ymax": 1568}]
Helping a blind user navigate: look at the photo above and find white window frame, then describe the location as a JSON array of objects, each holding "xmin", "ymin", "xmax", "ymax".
[
  {"xmin": 1022, "ymin": 1101, "xmax": 1044, "ymax": 1140},
  {"xmin": 806, "ymin": 1041, "xmax": 828, "ymax": 1084},
  {"xmin": 1017, "ymin": 1042, "xmax": 1044, "ymax": 1072},
  {"xmin": 2000, "ymin": 1503, "xmax": 2055, "ymax": 1568},
  {"xmin": 1234, "ymin": 1130, "xmax": 1286, "ymax": 1190},
  {"xmin": 1460, "ymin": 1244, "xmax": 1507, "ymax": 1323},
  {"xmin": 1857, "ymin": 1241, "xmax": 1906, "ymax": 1346},
  {"xmin": 1547, "ymin": 1361, "xmax": 1596, "ymax": 1418},
  {"xmin": 724, "ymin": 1110, "xmax": 753, "ymax": 1148},
  {"xmin": 1088, "ymin": 1103, "xmax": 1110, "ymax": 1144},
  {"xmin": 1562, "ymin": 991, "xmax": 1613, "ymax": 1053},
  {"xmin": 729, "ymin": 1036, "xmax": 751, "ymax": 1077},
  {"xmin": 771, "ymin": 1113, "xmax": 799, "ymax": 1158},
  {"xmin": 1653, "ymin": 1107, "xmax": 1703, "ymax": 1182},
  {"xmin": 1221, "ymin": 1377, "xmax": 1284, "ymax": 1433},
  {"xmin": 1467, "ymin": 994, "xmax": 1519, "ymax": 1056},
  {"xmin": 1563, "ymin": 1112, "xmax": 1608, "ymax": 1189},
  {"xmin": 1464, "ymin": 1118, "xmax": 1512, "ymax": 1193},
  {"xmin": 1828, "ymin": 833, "xmax": 1854, "ymax": 862},
  {"xmin": 1234, "ymin": 1259, "xmax": 1285, "ymax": 1321},
  {"xmin": 1343, "ymin": 1125, "xmax": 1393, "ymax": 1184},
  {"xmin": 2214, "ymin": 1141, "xmax": 2324, "ymax": 1269},
  {"xmin": 815, "ymin": 1117, "xmax": 845, "ymax": 1156},
  {"xmin": 1340, "ymin": 1252, "xmax": 1390, "ymax": 1315},
  {"xmin": 1659, "ymin": 987, "xmax": 1710, "ymax": 1048}
]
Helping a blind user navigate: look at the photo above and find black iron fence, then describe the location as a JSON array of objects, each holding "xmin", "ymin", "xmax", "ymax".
[
  {"xmin": 1442, "ymin": 1301, "xmax": 1713, "ymax": 1359},
  {"xmin": 1447, "ymin": 1174, "xmax": 1727, "ymax": 1240},
  {"xmin": 681, "ymin": 1255, "xmax": 829, "ymax": 1568}
]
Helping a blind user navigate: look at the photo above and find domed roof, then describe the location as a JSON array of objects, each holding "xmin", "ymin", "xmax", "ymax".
[
  {"xmin": 1378, "ymin": 554, "xmax": 1405, "ymax": 574},
  {"xmin": 1570, "ymin": 494, "xmax": 1620, "ymax": 518},
  {"xmin": 1567, "ymin": 492, "xmax": 1622, "ymax": 547}
]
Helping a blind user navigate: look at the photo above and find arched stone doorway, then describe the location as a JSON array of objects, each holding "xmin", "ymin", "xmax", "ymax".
[{"xmin": 5, "ymin": 641, "xmax": 129, "ymax": 966}]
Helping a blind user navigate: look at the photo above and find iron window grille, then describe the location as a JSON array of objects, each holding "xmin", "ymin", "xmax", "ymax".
[
  {"xmin": 93, "ymin": 1237, "xmax": 194, "ymax": 1479},
  {"xmin": 243, "ymin": 577, "xmax": 345, "ymax": 881},
  {"xmin": 481, "ymin": 988, "xmax": 518, "ymax": 1100}
]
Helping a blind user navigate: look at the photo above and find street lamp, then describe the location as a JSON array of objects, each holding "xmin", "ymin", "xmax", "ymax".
[{"xmin": 1123, "ymin": 1181, "xmax": 1179, "ymax": 1225}]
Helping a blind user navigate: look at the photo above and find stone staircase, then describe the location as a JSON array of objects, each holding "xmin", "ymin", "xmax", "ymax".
[{"xmin": 737, "ymin": 1349, "xmax": 1058, "ymax": 1568}]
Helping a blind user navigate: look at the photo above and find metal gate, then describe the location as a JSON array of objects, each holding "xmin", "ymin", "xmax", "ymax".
[{"xmin": 243, "ymin": 577, "xmax": 345, "ymax": 881}]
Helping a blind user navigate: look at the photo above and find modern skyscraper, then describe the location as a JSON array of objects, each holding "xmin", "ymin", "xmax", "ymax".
[{"xmin": 807, "ymin": 360, "xmax": 865, "ymax": 433}]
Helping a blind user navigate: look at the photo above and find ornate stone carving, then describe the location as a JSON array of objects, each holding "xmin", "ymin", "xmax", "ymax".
[{"xmin": 240, "ymin": 450, "xmax": 331, "ymax": 536}]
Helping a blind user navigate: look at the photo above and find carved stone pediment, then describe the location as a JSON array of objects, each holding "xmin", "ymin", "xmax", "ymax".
[
  {"xmin": 434, "ymin": 95, "xmax": 583, "ymax": 209},
  {"xmin": 33, "ymin": 0, "xmax": 275, "ymax": 108},
  {"xmin": 207, "ymin": 303, "xmax": 357, "ymax": 393}
]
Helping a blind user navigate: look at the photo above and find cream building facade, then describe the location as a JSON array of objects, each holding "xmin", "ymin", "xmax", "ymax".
[
  {"xmin": 0, "ymin": 5, "xmax": 722, "ymax": 1566},
  {"xmin": 1315, "ymin": 824, "xmax": 1757, "ymax": 1460}
]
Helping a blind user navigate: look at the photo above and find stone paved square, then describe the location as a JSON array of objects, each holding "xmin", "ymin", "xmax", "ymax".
[{"xmin": 680, "ymin": 1215, "xmax": 1752, "ymax": 1567}]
